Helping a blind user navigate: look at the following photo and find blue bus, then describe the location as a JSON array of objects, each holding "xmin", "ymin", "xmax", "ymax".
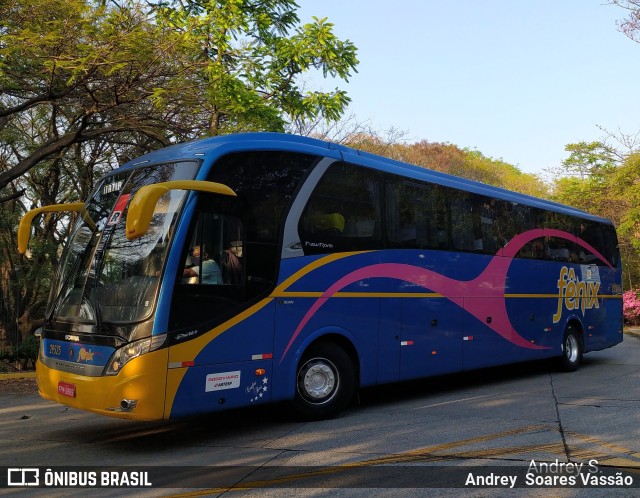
[{"xmin": 18, "ymin": 132, "xmax": 623, "ymax": 420}]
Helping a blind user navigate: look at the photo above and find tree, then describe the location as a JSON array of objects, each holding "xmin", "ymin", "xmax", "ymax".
[
  {"xmin": 551, "ymin": 144, "xmax": 640, "ymax": 289},
  {"xmin": 611, "ymin": 0, "xmax": 640, "ymax": 42},
  {"xmin": 547, "ymin": 141, "xmax": 617, "ymax": 180},
  {"xmin": 607, "ymin": 153, "xmax": 640, "ymax": 288},
  {"xmin": 595, "ymin": 125, "xmax": 640, "ymax": 165},
  {"xmin": 0, "ymin": 0, "xmax": 358, "ymax": 340},
  {"xmin": 0, "ymin": 0, "xmax": 358, "ymax": 196},
  {"xmin": 610, "ymin": 153, "xmax": 640, "ymax": 246},
  {"xmin": 153, "ymin": 0, "xmax": 358, "ymax": 136}
]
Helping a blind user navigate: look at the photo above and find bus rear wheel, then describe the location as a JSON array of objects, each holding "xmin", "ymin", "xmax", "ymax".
[
  {"xmin": 292, "ymin": 342, "xmax": 355, "ymax": 420},
  {"xmin": 557, "ymin": 325, "xmax": 582, "ymax": 372}
]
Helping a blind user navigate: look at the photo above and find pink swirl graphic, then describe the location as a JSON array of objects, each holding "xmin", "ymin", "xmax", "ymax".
[{"xmin": 280, "ymin": 228, "xmax": 611, "ymax": 362}]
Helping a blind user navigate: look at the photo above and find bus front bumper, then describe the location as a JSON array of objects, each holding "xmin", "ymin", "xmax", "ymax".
[{"xmin": 36, "ymin": 348, "xmax": 168, "ymax": 421}]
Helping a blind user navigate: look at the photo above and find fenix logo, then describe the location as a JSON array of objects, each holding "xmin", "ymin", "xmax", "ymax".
[{"xmin": 553, "ymin": 266, "xmax": 600, "ymax": 323}]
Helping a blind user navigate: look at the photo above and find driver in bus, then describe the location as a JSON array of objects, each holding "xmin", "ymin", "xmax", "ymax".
[{"xmin": 183, "ymin": 245, "xmax": 222, "ymax": 285}]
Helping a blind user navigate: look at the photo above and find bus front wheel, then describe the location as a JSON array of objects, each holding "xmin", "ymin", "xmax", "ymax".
[
  {"xmin": 557, "ymin": 325, "xmax": 582, "ymax": 372},
  {"xmin": 292, "ymin": 342, "xmax": 355, "ymax": 420}
]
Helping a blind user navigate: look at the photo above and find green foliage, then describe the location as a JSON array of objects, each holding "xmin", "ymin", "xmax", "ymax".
[
  {"xmin": 0, "ymin": 335, "xmax": 39, "ymax": 369},
  {"xmin": 0, "ymin": 0, "xmax": 359, "ymax": 187},
  {"xmin": 0, "ymin": 0, "xmax": 359, "ymax": 333},
  {"xmin": 560, "ymin": 141, "xmax": 616, "ymax": 179},
  {"xmin": 152, "ymin": 1, "xmax": 358, "ymax": 134},
  {"xmin": 610, "ymin": 153, "xmax": 640, "ymax": 249},
  {"xmin": 16, "ymin": 335, "xmax": 39, "ymax": 365},
  {"xmin": 552, "ymin": 145, "xmax": 640, "ymax": 289}
]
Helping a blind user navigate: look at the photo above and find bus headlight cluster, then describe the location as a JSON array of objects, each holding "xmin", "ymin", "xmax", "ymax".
[{"xmin": 104, "ymin": 334, "xmax": 166, "ymax": 376}]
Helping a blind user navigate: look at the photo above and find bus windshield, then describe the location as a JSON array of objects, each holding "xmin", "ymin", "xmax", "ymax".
[{"xmin": 50, "ymin": 161, "xmax": 198, "ymax": 326}]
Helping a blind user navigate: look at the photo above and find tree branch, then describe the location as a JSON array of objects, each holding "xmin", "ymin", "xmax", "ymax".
[{"xmin": 0, "ymin": 188, "xmax": 26, "ymax": 204}]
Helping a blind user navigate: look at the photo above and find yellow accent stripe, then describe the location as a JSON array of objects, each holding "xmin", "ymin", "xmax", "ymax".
[
  {"xmin": 166, "ymin": 254, "xmax": 368, "ymax": 414},
  {"xmin": 506, "ymin": 293, "xmax": 621, "ymax": 299},
  {"xmin": 164, "ymin": 298, "xmax": 273, "ymax": 415},
  {"xmin": 273, "ymin": 251, "xmax": 369, "ymax": 295},
  {"xmin": 165, "ymin": 244, "xmax": 621, "ymax": 414},
  {"xmin": 271, "ymin": 292, "xmax": 621, "ymax": 299}
]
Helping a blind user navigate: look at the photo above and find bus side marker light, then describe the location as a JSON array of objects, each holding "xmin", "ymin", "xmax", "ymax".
[
  {"xmin": 251, "ymin": 353, "xmax": 273, "ymax": 360},
  {"xmin": 168, "ymin": 361, "xmax": 194, "ymax": 369},
  {"xmin": 431, "ymin": 351, "xmax": 437, "ymax": 355},
  {"xmin": 255, "ymin": 369, "xmax": 267, "ymax": 376}
]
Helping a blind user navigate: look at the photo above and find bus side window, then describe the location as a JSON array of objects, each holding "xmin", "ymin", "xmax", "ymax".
[
  {"xmin": 181, "ymin": 213, "xmax": 244, "ymax": 286},
  {"xmin": 386, "ymin": 180, "xmax": 449, "ymax": 250},
  {"xmin": 450, "ymin": 191, "xmax": 474, "ymax": 252},
  {"xmin": 170, "ymin": 211, "xmax": 245, "ymax": 329},
  {"xmin": 299, "ymin": 162, "xmax": 382, "ymax": 255}
]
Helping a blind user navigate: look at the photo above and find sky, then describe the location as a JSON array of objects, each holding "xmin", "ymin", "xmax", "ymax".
[{"xmin": 295, "ymin": 0, "xmax": 640, "ymax": 175}]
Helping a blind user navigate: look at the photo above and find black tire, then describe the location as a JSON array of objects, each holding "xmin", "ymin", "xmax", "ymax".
[
  {"xmin": 291, "ymin": 342, "xmax": 355, "ymax": 420},
  {"xmin": 557, "ymin": 325, "xmax": 582, "ymax": 372}
]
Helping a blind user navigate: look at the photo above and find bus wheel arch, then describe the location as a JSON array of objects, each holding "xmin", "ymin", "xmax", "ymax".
[
  {"xmin": 291, "ymin": 335, "xmax": 359, "ymax": 420},
  {"xmin": 557, "ymin": 321, "xmax": 583, "ymax": 372}
]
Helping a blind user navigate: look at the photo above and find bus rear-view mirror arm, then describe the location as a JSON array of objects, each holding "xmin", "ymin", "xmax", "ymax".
[
  {"xmin": 125, "ymin": 180, "xmax": 237, "ymax": 240},
  {"xmin": 18, "ymin": 203, "xmax": 86, "ymax": 255}
]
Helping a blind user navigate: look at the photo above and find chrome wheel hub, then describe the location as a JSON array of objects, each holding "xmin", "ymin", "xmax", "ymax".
[
  {"xmin": 565, "ymin": 335, "xmax": 578, "ymax": 363},
  {"xmin": 300, "ymin": 360, "xmax": 336, "ymax": 401}
]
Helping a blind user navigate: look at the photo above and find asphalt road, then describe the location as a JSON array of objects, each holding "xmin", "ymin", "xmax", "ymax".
[{"xmin": 1, "ymin": 334, "xmax": 639, "ymax": 497}]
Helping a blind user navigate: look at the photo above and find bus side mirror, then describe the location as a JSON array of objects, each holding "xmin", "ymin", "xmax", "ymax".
[
  {"xmin": 125, "ymin": 180, "xmax": 237, "ymax": 240},
  {"xmin": 17, "ymin": 203, "xmax": 85, "ymax": 255}
]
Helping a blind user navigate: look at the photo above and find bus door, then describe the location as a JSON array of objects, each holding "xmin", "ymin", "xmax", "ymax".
[
  {"xmin": 166, "ymin": 207, "xmax": 276, "ymax": 415},
  {"xmin": 399, "ymin": 297, "xmax": 464, "ymax": 380}
]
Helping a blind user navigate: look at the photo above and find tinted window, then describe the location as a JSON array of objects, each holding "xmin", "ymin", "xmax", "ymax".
[
  {"xmin": 299, "ymin": 162, "xmax": 382, "ymax": 255},
  {"xmin": 516, "ymin": 209, "xmax": 618, "ymax": 267},
  {"xmin": 296, "ymin": 162, "xmax": 618, "ymax": 267},
  {"xmin": 386, "ymin": 180, "xmax": 448, "ymax": 249},
  {"xmin": 207, "ymin": 150, "xmax": 318, "ymax": 291},
  {"xmin": 170, "ymin": 151, "xmax": 317, "ymax": 329},
  {"xmin": 208, "ymin": 151, "xmax": 318, "ymax": 244}
]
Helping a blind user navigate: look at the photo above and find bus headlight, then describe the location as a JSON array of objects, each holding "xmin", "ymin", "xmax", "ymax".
[{"xmin": 104, "ymin": 334, "xmax": 166, "ymax": 376}]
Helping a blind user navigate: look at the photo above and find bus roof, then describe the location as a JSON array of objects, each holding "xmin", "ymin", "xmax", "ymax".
[{"xmin": 117, "ymin": 132, "xmax": 613, "ymax": 226}]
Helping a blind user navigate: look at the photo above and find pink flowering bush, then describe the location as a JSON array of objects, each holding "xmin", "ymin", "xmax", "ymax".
[{"xmin": 623, "ymin": 290, "xmax": 640, "ymax": 325}]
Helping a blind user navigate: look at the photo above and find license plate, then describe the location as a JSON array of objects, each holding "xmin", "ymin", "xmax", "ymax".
[{"xmin": 58, "ymin": 381, "xmax": 76, "ymax": 398}]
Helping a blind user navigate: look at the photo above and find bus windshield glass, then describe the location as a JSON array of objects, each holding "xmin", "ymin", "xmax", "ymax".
[{"xmin": 50, "ymin": 161, "xmax": 199, "ymax": 326}]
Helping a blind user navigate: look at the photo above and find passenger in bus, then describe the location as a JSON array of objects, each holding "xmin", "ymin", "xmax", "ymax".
[
  {"xmin": 221, "ymin": 240, "xmax": 242, "ymax": 286},
  {"xmin": 183, "ymin": 245, "xmax": 222, "ymax": 284},
  {"xmin": 312, "ymin": 212, "xmax": 345, "ymax": 234}
]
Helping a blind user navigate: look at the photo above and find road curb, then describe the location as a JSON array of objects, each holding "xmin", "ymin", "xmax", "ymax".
[
  {"xmin": 0, "ymin": 371, "xmax": 36, "ymax": 381},
  {"xmin": 625, "ymin": 329, "xmax": 640, "ymax": 340}
]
